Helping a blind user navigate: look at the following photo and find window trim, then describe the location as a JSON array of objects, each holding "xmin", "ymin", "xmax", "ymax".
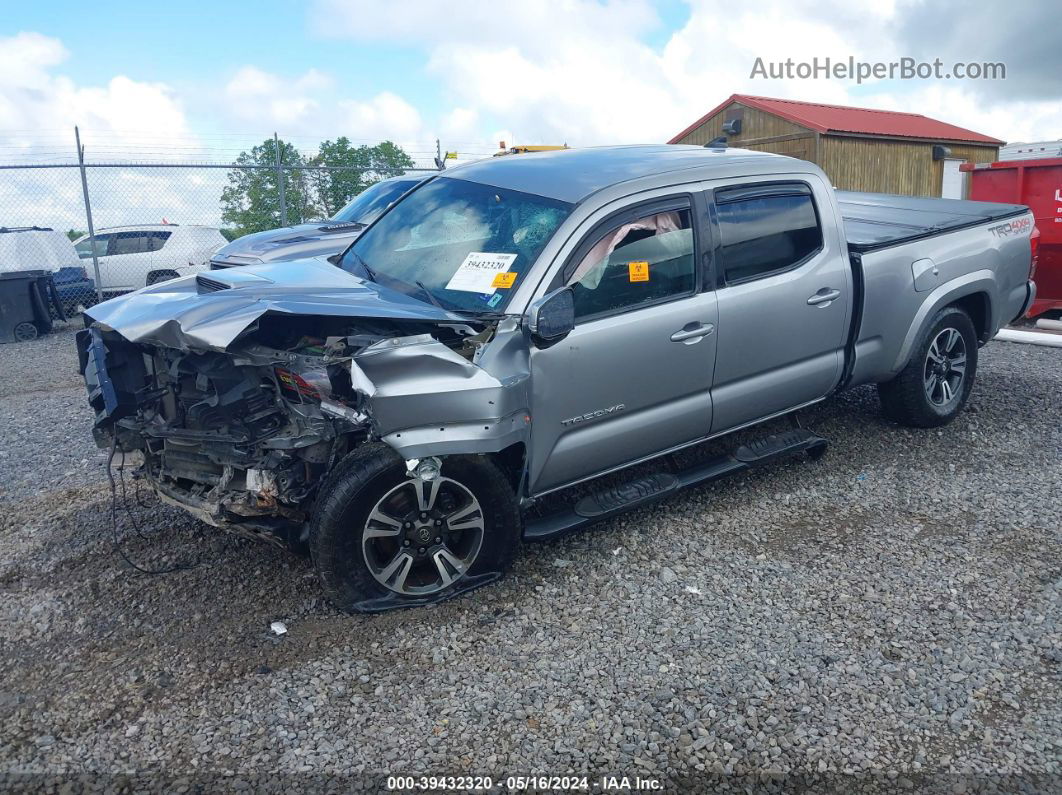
[
  {"xmin": 553, "ymin": 193, "xmax": 703, "ymax": 324},
  {"xmin": 709, "ymin": 180, "xmax": 824, "ymax": 289}
]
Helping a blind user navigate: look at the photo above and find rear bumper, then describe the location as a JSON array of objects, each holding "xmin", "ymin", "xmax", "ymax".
[{"xmin": 1016, "ymin": 280, "xmax": 1037, "ymax": 321}]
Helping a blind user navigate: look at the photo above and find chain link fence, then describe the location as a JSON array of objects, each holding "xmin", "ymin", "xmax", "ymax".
[{"xmin": 0, "ymin": 133, "xmax": 442, "ymax": 318}]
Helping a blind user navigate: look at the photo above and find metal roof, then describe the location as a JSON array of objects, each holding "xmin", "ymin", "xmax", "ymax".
[
  {"xmin": 669, "ymin": 94, "xmax": 1004, "ymax": 146},
  {"xmin": 442, "ymin": 144, "xmax": 783, "ymax": 203}
]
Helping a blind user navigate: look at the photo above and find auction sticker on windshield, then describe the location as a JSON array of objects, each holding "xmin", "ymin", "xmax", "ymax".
[{"xmin": 446, "ymin": 252, "xmax": 518, "ymax": 293}]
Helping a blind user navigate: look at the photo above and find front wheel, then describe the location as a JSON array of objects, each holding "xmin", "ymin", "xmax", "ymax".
[
  {"xmin": 310, "ymin": 444, "xmax": 521, "ymax": 613},
  {"xmin": 878, "ymin": 306, "xmax": 978, "ymax": 428}
]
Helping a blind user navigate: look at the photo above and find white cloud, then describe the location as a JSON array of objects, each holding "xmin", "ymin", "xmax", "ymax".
[
  {"xmin": 0, "ymin": 31, "xmax": 193, "ymax": 152},
  {"xmin": 309, "ymin": 0, "xmax": 1061, "ymax": 146},
  {"xmin": 223, "ymin": 66, "xmax": 331, "ymax": 127},
  {"xmin": 339, "ymin": 91, "xmax": 423, "ymax": 142},
  {"xmin": 222, "ymin": 66, "xmax": 427, "ymax": 150}
]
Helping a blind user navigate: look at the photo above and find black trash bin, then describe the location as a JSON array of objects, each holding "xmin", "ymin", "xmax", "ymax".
[{"xmin": 0, "ymin": 270, "xmax": 66, "ymax": 343}]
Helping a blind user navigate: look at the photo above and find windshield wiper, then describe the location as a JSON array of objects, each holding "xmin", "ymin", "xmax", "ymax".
[
  {"xmin": 347, "ymin": 251, "xmax": 378, "ymax": 283},
  {"xmin": 414, "ymin": 279, "xmax": 447, "ymax": 311}
]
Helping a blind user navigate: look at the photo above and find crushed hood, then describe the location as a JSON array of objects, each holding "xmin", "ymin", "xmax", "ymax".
[{"xmin": 85, "ymin": 258, "xmax": 467, "ymax": 351}]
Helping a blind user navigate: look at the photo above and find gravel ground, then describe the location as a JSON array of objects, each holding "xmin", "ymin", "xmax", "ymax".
[{"xmin": 0, "ymin": 326, "xmax": 1059, "ymax": 793}]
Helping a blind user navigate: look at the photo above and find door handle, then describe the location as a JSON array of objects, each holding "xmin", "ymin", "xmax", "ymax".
[
  {"xmin": 670, "ymin": 323, "xmax": 715, "ymax": 342},
  {"xmin": 807, "ymin": 288, "xmax": 841, "ymax": 306}
]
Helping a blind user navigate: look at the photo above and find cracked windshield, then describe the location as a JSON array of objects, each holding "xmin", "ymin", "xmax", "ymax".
[{"xmin": 341, "ymin": 176, "xmax": 571, "ymax": 312}]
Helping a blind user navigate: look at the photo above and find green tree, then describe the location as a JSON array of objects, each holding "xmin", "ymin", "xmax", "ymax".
[
  {"xmin": 309, "ymin": 138, "xmax": 416, "ymax": 218},
  {"xmin": 220, "ymin": 138, "xmax": 317, "ymax": 235},
  {"xmin": 66, "ymin": 229, "xmax": 86, "ymax": 241}
]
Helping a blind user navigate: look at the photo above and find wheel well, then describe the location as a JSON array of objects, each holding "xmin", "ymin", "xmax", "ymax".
[
  {"xmin": 146, "ymin": 270, "xmax": 180, "ymax": 284},
  {"xmin": 950, "ymin": 292, "xmax": 991, "ymax": 343},
  {"xmin": 489, "ymin": 442, "xmax": 526, "ymax": 493}
]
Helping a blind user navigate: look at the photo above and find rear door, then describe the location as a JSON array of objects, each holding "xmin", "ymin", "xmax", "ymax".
[
  {"xmin": 143, "ymin": 230, "xmax": 176, "ymax": 282},
  {"xmin": 528, "ymin": 194, "xmax": 718, "ymax": 494},
  {"xmin": 707, "ymin": 177, "xmax": 850, "ymax": 433}
]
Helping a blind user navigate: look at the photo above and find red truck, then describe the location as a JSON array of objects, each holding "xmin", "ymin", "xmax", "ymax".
[{"xmin": 963, "ymin": 158, "xmax": 1058, "ymax": 318}]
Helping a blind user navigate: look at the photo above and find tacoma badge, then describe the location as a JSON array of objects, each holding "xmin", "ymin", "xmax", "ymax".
[{"xmin": 561, "ymin": 404, "xmax": 626, "ymax": 427}]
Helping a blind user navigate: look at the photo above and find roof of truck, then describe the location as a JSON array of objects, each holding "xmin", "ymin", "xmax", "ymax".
[{"xmin": 443, "ymin": 144, "xmax": 785, "ymax": 203}]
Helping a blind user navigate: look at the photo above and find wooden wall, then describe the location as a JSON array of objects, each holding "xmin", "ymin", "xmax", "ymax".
[
  {"xmin": 819, "ymin": 137, "xmax": 998, "ymax": 197},
  {"xmin": 742, "ymin": 136, "xmax": 815, "ymax": 163}
]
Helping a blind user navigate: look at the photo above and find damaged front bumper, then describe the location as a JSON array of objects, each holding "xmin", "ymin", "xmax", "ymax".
[{"xmin": 78, "ymin": 274, "xmax": 532, "ymax": 549}]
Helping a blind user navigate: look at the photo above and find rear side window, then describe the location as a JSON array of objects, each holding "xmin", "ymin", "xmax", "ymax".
[
  {"xmin": 566, "ymin": 207, "xmax": 695, "ymax": 319},
  {"xmin": 108, "ymin": 232, "xmax": 145, "ymax": 256},
  {"xmin": 145, "ymin": 231, "xmax": 172, "ymax": 252},
  {"xmin": 715, "ymin": 187, "xmax": 822, "ymax": 284}
]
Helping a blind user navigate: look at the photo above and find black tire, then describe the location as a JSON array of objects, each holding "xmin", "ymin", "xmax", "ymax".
[
  {"xmin": 309, "ymin": 443, "xmax": 521, "ymax": 613},
  {"xmin": 146, "ymin": 271, "xmax": 179, "ymax": 285},
  {"xmin": 877, "ymin": 306, "xmax": 978, "ymax": 428}
]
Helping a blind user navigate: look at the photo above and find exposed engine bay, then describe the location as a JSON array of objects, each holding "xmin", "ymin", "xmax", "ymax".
[{"xmin": 78, "ymin": 307, "xmax": 530, "ymax": 549}]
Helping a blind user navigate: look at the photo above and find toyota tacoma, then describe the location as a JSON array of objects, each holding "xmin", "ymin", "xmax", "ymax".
[{"xmin": 78, "ymin": 145, "xmax": 1037, "ymax": 612}]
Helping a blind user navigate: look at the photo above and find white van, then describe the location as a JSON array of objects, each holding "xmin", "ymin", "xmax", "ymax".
[{"xmin": 73, "ymin": 224, "xmax": 227, "ymax": 292}]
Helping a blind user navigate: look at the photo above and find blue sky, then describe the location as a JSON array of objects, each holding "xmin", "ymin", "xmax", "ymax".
[{"xmin": 1, "ymin": 0, "xmax": 1058, "ymax": 167}]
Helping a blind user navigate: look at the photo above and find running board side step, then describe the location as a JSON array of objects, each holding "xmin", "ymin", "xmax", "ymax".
[{"xmin": 522, "ymin": 429, "xmax": 827, "ymax": 542}]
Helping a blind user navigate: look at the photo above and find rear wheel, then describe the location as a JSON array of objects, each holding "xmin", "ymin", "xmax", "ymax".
[
  {"xmin": 878, "ymin": 306, "xmax": 978, "ymax": 428},
  {"xmin": 310, "ymin": 444, "xmax": 521, "ymax": 613}
]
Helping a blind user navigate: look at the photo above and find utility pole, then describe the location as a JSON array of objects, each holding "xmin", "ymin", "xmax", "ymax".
[
  {"xmin": 274, "ymin": 132, "xmax": 288, "ymax": 226},
  {"xmin": 435, "ymin": 138, "xmax": 444, "ymax": 171},
  {"xmin": 75, "ymin": 126, "xmax": 104, "ymax": 303}
]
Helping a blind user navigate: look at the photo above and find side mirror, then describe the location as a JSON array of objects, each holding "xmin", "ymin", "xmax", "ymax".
[{"xmin": 526, "ymin": 287, "xmax": 575, "ymax": 348}]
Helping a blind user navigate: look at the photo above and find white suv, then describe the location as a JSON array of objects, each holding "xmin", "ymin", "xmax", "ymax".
[{"xmin": 73, "ymin": 225, "xmax": 227, "ymax": 292}]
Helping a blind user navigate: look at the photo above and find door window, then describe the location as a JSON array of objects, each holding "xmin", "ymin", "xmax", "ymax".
[
  {"xmin": 566, "ymin": 207, "xmax": 695, "ymax": 319},
  {"xmin": 715, "ymin": 187, "xmax": 822, "ymax": 284},
  {"xmin": 108, "ymin": 232, "xmax": 146, "ymax": 256}
]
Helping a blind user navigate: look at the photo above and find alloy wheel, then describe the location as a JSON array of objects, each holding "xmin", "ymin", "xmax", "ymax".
[
  {"xmin": 923, "ymin": 327, "xmax": 967, "ymax": 406},
  {"xmin": 361, "ymin": 475, "xmax": 485, "ymax": 596}
]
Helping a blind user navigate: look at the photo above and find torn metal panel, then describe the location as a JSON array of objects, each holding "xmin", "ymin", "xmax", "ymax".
[
  {"xmin": 380, "ymin": 413, "xmax": 531, "ymax": 460},
  {"xmin": 351, "ymin": 322, "xmax": 532, "ymax": 458}
]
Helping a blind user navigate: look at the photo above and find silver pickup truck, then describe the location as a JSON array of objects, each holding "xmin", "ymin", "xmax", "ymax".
[{"xmin": 78, "ymin": 145, "xmax": 1037, "ymax": 612}]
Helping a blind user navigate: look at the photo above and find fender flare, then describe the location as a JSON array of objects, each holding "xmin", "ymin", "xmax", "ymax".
[{"xmin": 891, "ymin": 270, "xmax": 995, "ymax": 374}]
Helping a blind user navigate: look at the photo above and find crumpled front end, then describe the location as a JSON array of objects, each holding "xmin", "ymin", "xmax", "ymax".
[{"xmin": 78, "ymin": 283, "xmax": 531, "ymax": 547}]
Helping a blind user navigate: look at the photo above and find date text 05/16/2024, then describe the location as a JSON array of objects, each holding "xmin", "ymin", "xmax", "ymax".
[{"xmin": 386, "ymin": 775, "xmax": 663, "ymax": 791}]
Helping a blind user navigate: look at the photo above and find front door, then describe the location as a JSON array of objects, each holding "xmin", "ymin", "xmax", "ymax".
[{"xmin": 528, "ymin": 198, "xmax": 717, "ymax": 494}]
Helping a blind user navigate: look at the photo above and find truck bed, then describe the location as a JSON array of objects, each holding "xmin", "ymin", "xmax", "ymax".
[{"xmin": 838, "ymin": 191, "xmax": 1027, "ymax": 253}]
